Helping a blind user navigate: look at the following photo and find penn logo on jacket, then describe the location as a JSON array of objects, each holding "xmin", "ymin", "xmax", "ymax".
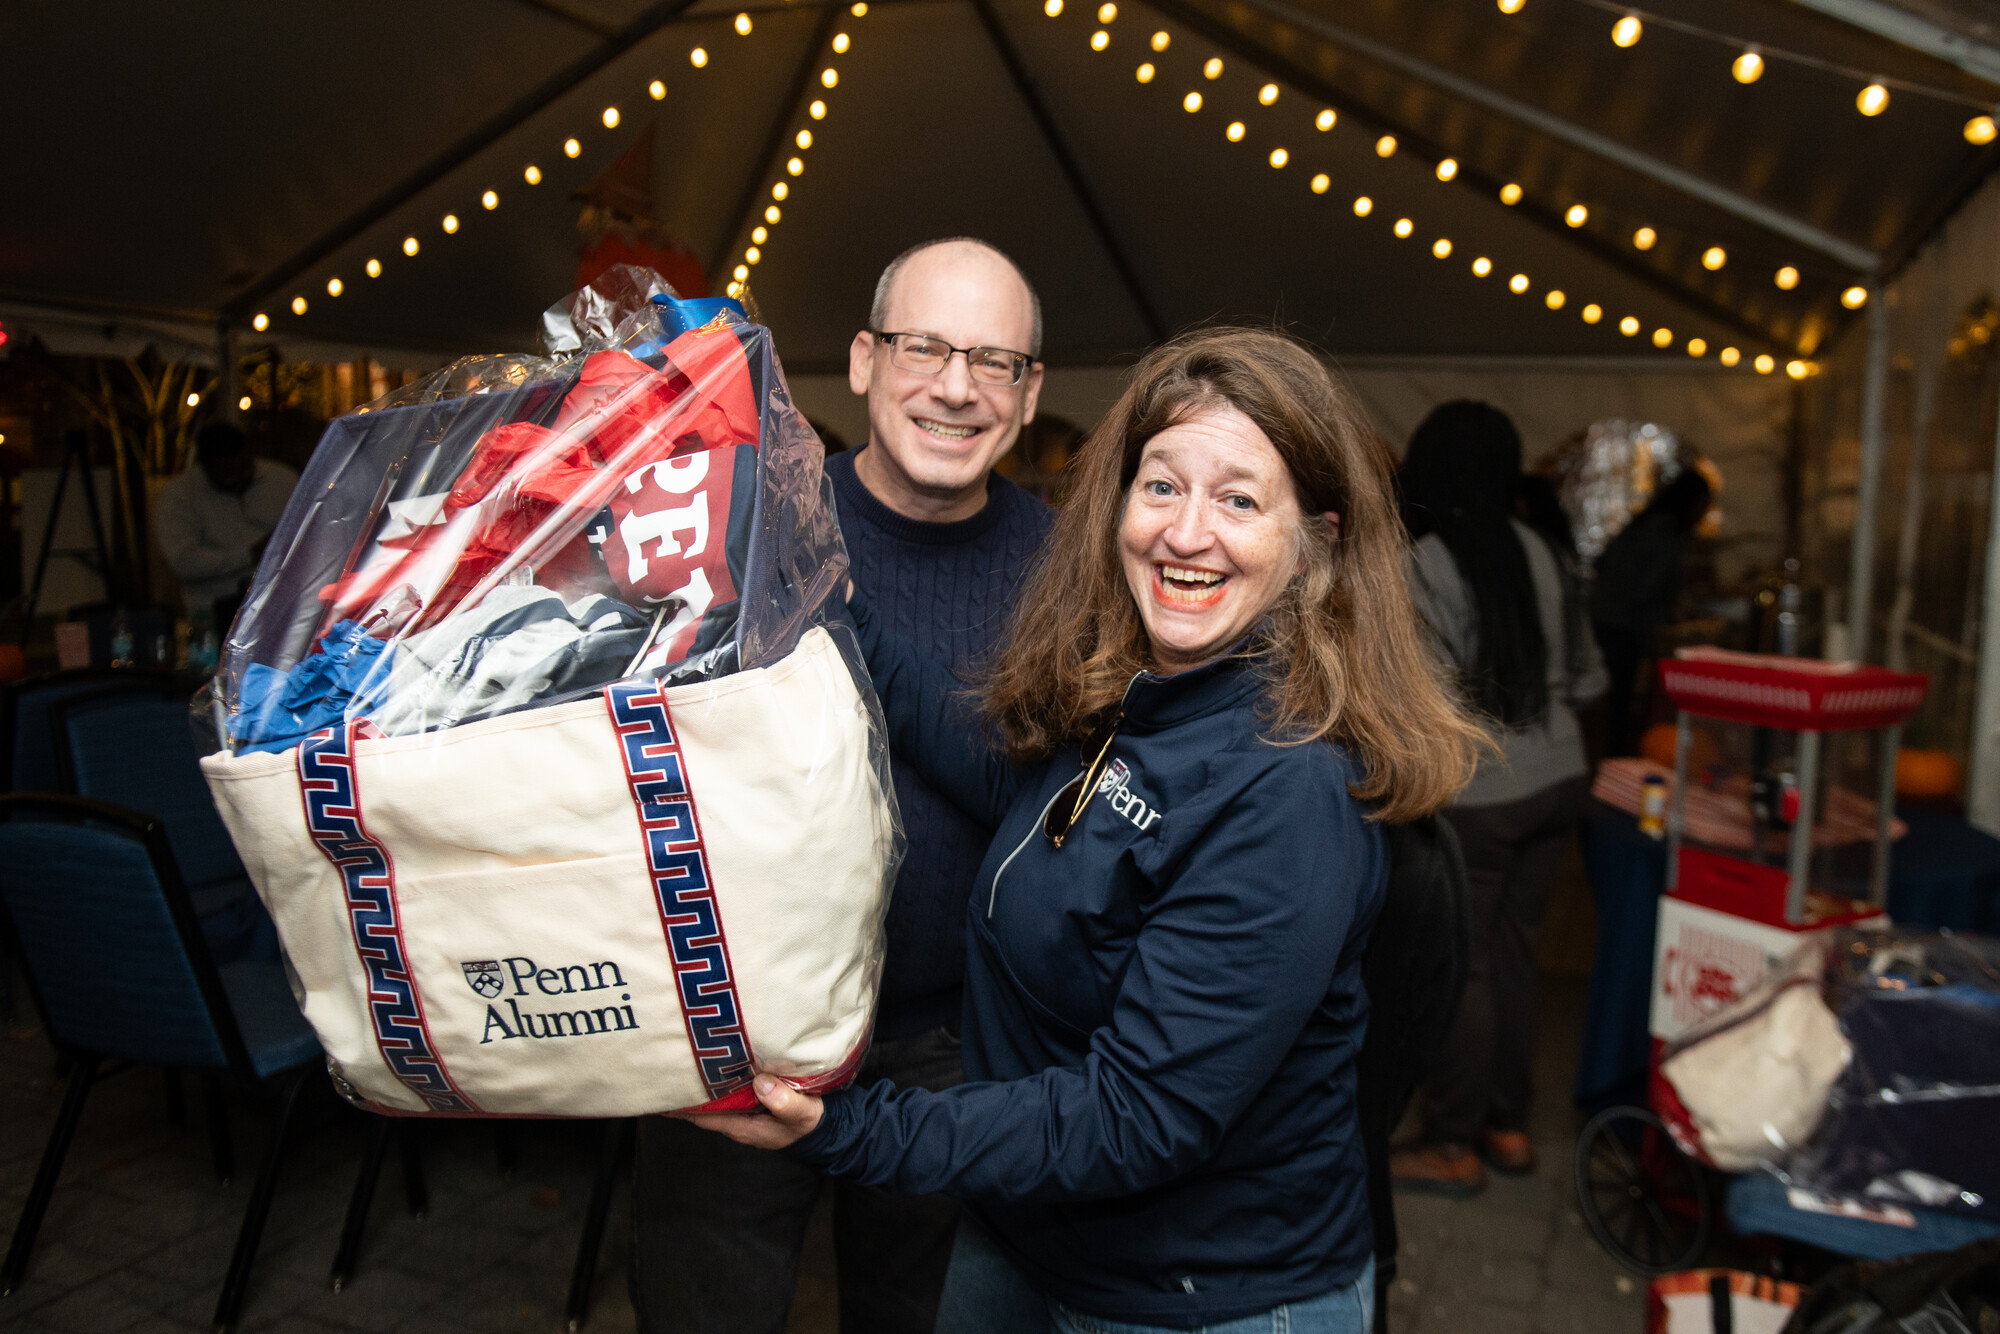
[
  {"xmin": 1096, "ymin": 758, "xmax": 1164, "ymax": 832},
  {"xmin": 467, "ymin": 954, "xmax": 641, "ymax": 1044}
]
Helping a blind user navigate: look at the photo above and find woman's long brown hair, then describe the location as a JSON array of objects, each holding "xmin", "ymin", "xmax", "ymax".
[{"xmin": 982, "ymin": 326, "xmax": 1483, "ymax": 822}]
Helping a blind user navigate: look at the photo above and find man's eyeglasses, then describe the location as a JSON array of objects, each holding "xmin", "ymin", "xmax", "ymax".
[
  {"xmin": 1043, "ymin": 713, "xmax": 1122, "ymax": 848},
  {"xmin": 870, "ymin": 331, "xmax": 1035, "ymax": 387}
]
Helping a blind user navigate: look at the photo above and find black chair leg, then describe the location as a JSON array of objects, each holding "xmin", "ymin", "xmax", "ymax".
[
  {"xmin": 564, "ymin": 1119, "xmax": 633, "ymax": 1333},
  {"xmin": 202, "ymin": 1073, "xmax": 234, "ymax": 1184},
  {"xmin": 210, "ymin": 1068, "xmax": 306, "ymax": 1333},
  {"xmin": 329, "ymin": 1116, "xmax": 393, "ymax": 1292},
  {"xmin": 398, "ymin": 1122, "xmax": 428, "ymax": 1221},
  {"xmin": 1, "ymin": 1054, "xmax": 98, "ymax": 1296}
]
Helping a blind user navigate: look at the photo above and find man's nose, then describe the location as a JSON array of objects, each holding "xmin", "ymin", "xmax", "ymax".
[{"xmin": 930, "ymin": 351, "xmax": 980, "ymax": 406}]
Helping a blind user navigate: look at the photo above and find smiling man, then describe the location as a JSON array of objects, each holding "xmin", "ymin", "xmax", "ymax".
[{"xmin": 632, "ymin": 237, "xmax": 1052, "ymax": 1334}]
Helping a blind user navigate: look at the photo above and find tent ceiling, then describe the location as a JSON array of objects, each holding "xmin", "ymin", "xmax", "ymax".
[{"xmin": 2, "ymin": 0, "xmax": 1994, "ymax": 368}]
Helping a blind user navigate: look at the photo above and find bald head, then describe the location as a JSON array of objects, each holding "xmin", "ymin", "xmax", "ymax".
[{"xmin": 870, "ymin": 238, "xmax": 1041, "ymax": 358}]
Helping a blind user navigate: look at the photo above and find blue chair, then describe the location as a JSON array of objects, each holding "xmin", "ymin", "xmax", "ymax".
[
  {"xmin": 0, "ymin": 794, "xmax": 320, "ymax": 1332},
  {"xmin": 0, "ymin": 668, "xmax": 159, "ymax": 793}
]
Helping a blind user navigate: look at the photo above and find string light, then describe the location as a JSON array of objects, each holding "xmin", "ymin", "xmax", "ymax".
[
  {"xmin": 1633, "ymin": 227, "xmax": 1656, "ymax": 250},
  {"xmin": 852, "ymin": 2, "xmax": 867, "ymax": 12},
  {"xmin": 1620, "ymin": 316, "xmax": 1641, "ymax": 335},
  {"xmin": 1786, "ymin": 359, "xmax": 1811, "ymax": 378},
  {"xmin": 1097, "ymin": 2, "xmax": 1116, "ymax": 19},
  {"xmin": 1183, "ymin": 92, "xmax": 1202, "ymax": 112},
  {"xmin": 442, "ymin": 213, "xmax": 460, "ymax": 233},
  {"xmin": 690, "ymin": 47, "xmax": 708, "ymax": 67},
  {"xmin": 525, "ymin": 164, "xmax": 542, "ymax": 184},
  {"xmin": 1509, "ymin": 272, "xmax": 1530, "ymax": 293},
  {"xmin": 1545, "ymin": 289, "xmax": 1565, "ymax": 308},
  {"xmin": 1702, "ymin": 246, "xmax": 1726, "ymax": 269},
  {"xmin": 650, "ymin": 80, "xmax": 667, "ymax": 100},
  {"xmin": 833, "ymin": 32, "xmax": 850, "ymax": 52},
  {"xmin": 1472, "ymin": 256, "xmax": 1492, "ymax": 276},
  {"xmin": 821, "ymin": 67, "xmax": 839, "ymax": 86},
  {"xmin": 810, "ymin": 100, "xmax": 827, "ymax": 118},
  {"xmin": 1226, "ymin": 120, "xmax": 1246, "ymax": 141},
  {"xmin": 1436, "ymin": 158, "xmax": 1458, "ymax": 181},
  {"xmin": 1653, "ymin": 327, "xmax": 1673, "ymax": 347},
  {"xmin": 1499, "ymin": 182, "xmax": 1522, "ymax": 204},
  {"xmin": 1137, "ymin": 63, "xmax": 1155, "ymax": 82},
  {"xmin": 292, "ymin": 296, "xmax": 308, "ymax": 315},
  {"xmin": 186, "ymin": 392, "xmax": 201, "ymax": 408},
  {"xmin": 734, "ymin": 12, "xmax": 752, "ymax": 34},
  {"xmin": 1720, "ymin": 346, "xmax": 1741, "ymax": 366},
  {"xmin": 366, "ymin": 258, "xmax": 382, "ymax": 278},
  {"xmin": 734, "ymin": 264, "xmax": 749, "ymax": 281},
  {"xmin": 1755, "ymin": 354, "xmax": 1776, "ymax": 373},
  {"xmin": 1203, "ymin": 58, "xmax": 1223, "ymax": 79},
  {"xmin": 1565, "ymin": 204, "xmax": 1588, "ymax": 227},
  {"xmin": 327, "ymin": 277, "xmax": 344, "ymax": 297},
  {"xmin": 1269, "ymin": 147, "xmax": 1289, "ymax": 167},
  {"xmin": 772, "ymin": 182, "xmax": 789, "ymax": 200},
  {"xmin": 1842, "ymin": 285, "xmax": 1869, "ymax": 308},
  {"xmin": 1375, "ymin": 135, "xmax": 1396, "ymax": 157},
  {"xmin": 403, "ymin": 236, "xmax": 420, "ymax": 256},
  {"xmin": 746, "ymin": 246, "xmax": 761, "ymax": 264},
  {"xmin": 565, "ymin": 138, "xmax": 582, "ymax": 157},
  {"xmin": 796, "ymin": 129, "xmax": 813, "ymax": 149},
  {"xmin": 787, "ymin": 156, "xmax": 805, "ymax": 175},
  {"xmin": 1968, "ymin": 116, "xmax": 1998, "ymax": 145},
  {"xmin": 252, "ymin": 313, "xmax": 269, "ymax": 331},
  {"xmin": 1856, "ymin": 83, "xmax": 1888, "ymax": 116},
  {"xmin": 753, "ymin": 226, "xmax": 768, "ymax": 244},
  {"xmin": 238, "ymin": 395, "xmax": 253, "ymax": 411},
  {"xmin": 482, "ymin": 190, "xmax": 499, "ymax": 210},
  {"xmin": 1432, "ymin": 238, "xmax": 1452, "ymax": 257},
  {"xmin": 1311, "ymin": 173, "xmax": 1330, "ymax": 193},
  {"xmin": 1353, "ymin": 196, "xmax": 1373, "ymax": 216},
  {"xmin": 1151, "ymin": 31, "xmax": 1170, "ymax": 50},
  {"xmin": 1733, "ymin": 49, "xmax": 1763, "ymax": 83},
  {"xmin": 1090, "ymin": 30, "xmax": 1109, "ymax": 49},
  {"xmin": 1045, "ymin": 0, "xmax": 1061, "ymax": 14},
  {"xmin": 602, "ymin": 106, "xmax": 620, "ymax": 128},
  {"xmin": 1611, "ymin": 14, "xmax": 1642, "ymax": 47},
  {"xmin": 1498, "ymin": 0, "xmax": 1524, "ymax": 11},
  {"xmin": 1582, "ymin": 303, "xmax": 1602, "ymax": 323},
  {"xmin": 1259, "ymin": 83, "xmax": 1280, "ymax": 105},
  {"xmin": 1316, "ymin": 109, "xmax": 1336, "ymax": 131},
  {"xmin": 1393, "ymin": 217, "xmax": 1414, "ymax": 237},
  {"xmin": 1774, "ymin": 266, "xmax": 1800, "ymax": 289},
  {"xmin": 766, "ymin": 205, "xmax": 782, "ymax": 223},
  {"xmin": 1687, "ymin": 337, "xmax": 1708, "ymax": 356}
]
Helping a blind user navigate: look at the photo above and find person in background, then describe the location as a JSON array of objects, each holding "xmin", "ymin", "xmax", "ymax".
[
  {"xmin": 154, "ymin": 422, "xmax": 297, "ymax": 629},
  {"xmin": 1390, "ymin": 401, "xmax": 1605, "ymax": 1197},
  {"xmin": 1589, "ymin": 468, "xmax": 1713, "ymax": 756},
  {"xmin": 631, "ymin": 237, "xmax": 1052, "ymax": 1334}
]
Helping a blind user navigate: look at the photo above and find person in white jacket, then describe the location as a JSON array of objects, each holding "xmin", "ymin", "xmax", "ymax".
[{"xmin": 154, "ymin": 422, "xmax": 295, "ymax": 625}]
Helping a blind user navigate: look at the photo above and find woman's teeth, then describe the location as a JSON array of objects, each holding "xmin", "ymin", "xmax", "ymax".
[
  {"xmin": 917, "ymin": 419, "xmax": 978, "ymax": 440},
  {"xmin": 1159, "ymin": 565, "xmax": 1226, "ymax": 603}
]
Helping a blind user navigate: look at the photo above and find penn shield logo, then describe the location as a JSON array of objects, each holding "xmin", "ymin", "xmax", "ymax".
[
  {"xmin": 1096, "ymin": 758, "xmax": 1164, "ymax": 832},
  {"xmin": 462, "ymin": 960, "xmax": 504, "ymax": 999}
]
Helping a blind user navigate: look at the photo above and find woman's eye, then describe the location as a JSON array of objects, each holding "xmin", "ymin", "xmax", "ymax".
[
  {"xmin": 1226, "ymin": 494, "xmax": 1256, "ymax": 510},
  {"xmin": 1145, "ymin": 480, "xmax": 1174, "ymax": 497}
]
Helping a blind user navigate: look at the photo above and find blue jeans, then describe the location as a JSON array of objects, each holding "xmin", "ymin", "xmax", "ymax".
[{"xmin": 936, "ymin": 1219, "xmax": 1375, "ymax": 1334}]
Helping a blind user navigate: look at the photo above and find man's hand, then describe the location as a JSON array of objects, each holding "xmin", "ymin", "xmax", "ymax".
[{"xmin": 677, "ymin": 1073, "xmax": 825, "ymax": 1149}]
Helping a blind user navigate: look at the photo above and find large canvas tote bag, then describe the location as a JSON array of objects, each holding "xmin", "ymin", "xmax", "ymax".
[{"xmin": 202, "ymin": 626, "xmax": 892, "ymax": 1117}]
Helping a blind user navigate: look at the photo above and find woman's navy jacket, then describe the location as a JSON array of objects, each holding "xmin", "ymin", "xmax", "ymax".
[{"xmin": 792, "ymin": 594, "xmax": 1387, "ymax": 1328}]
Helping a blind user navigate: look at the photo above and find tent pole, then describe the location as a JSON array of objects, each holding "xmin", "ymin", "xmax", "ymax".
[
  {"xmin": 1846, "ymin": 285, "xmax": 1892, "ymax": 663},
  {"xmin": 967, "ymin": 0, "xmax": 1166, "ymax": 341},
  {"xmin": 1887, "ymin": 295, "xmax": 1942, "ymax": 671},
  {"xmin": 1970, "ymin": 368, "xmax": 2000, "ymax": 834}
]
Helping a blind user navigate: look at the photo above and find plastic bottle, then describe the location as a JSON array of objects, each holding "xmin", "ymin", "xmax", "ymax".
[
  {"xmin": 110, "ymin": 609, "xmax": 134, "ymax": 669},
  {"xmin": 1639, "ymin": 773, "xmax": 1668, "ymax": 839}
]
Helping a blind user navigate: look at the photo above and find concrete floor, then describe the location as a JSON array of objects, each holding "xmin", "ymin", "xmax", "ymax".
[{"xmin": 0, "ymin": 973, "xmax": 1644, "ymax": 1334}]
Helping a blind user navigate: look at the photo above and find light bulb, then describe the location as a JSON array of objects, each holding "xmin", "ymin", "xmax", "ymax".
[
  {"xmin": 1316, "ymin": 109, "xmax": 1336, "ymax": 131},
  {"xmin": 1269, "ymin": 147, "xmax": 1288, "ymax": 168},
  {"xmin": 1720, "ymin": 346, "xmax": 1741, "ymax": 367},
  {"xmin": 1471, "ymin": 256, "xmax": 1492, "ymax": 276},
  {"xmin": 1498, "ymin": 0, "xmax": 1524, "ymax": 11},
  {"xmin": 1311, "ymin": 173, "xmax": 1330, "ymax": 194},
  {"xmin": 833, "ymin": 32, "xmax": 850, "ymax": 52},
  {"xmin": 1136, "ymin": 62, "xmax": 1154, "ymax": 83},
  {"xmin": 1353, "ymin": 196, "xmax": 1373, "ymax": 217},
  {"xmin": 1786, "ymin": 359, "xmax": 1811, "ymax": 379},
  {"xmin": 772, "ymin": 182, "xmax": 789, "ymax": 200},
  {"xmin": 1611, "ymin": 14, "xmax": 1641, "ymax": 47},
  {"xmin": 1151, "ymin": 30, "xmax": 1169, "ymax": 50},
  {"xmin": 852, "ymin": 2, "xmax": 867, "ymax": 12},
  {"xmin": 733, "ymin": 264, "xmax": 749, "ymax": 281},
  {"xmin": 1966, "ymin": 115, "xmax": 1997, "ymax": 145},
  {"xmin": 787, "ymin": 156, "xmax": 804, "ymax": 175},
  {"xmin": 728, "ymin": 281, "xmax": 743, "ymax": 298},
  {"xmin": 1653, "ymin": 327, "xmax": 1673, "ymax": 348},
  {"xmin": 602, "ymin": 106, "xmax": 620, "ymax": 128},
  {"xmin": 252, "ymin": 313, "xmax": 269, "ymax": 331},
  {"xmin": 1545, "ymin": 289, "xmax": 1565, "ymax": 309},
  {"xmin": 291, "ymin": 296, "xmax": 308, "ymax": 315},
  {"xmin": 565, "ymin": 138, "xmax": 582, "ymax": 157},
  {"xmin": 796, "ymin": 129, "xmax": 813, "ymax": 149},
  {"xmin": 1203, "ymin": 57, "xmax": 1223, "ymax": 79},
  {"xmin": 1842, "ymin": 286, "xmax": 1869, "ymax": 308},
  {"xmin": 1375, "ymin": 134, "xmax": 1396, "ymax": 157},
  {"xmin": 810, "ymin": 100, "xmax": 827, "ymax": 119},
  {"xmin": 734, "ymin": 11, "xmax": 752, "ymax": 33},
  {"xmin": 1045, "ymin": 0, "xmax": 1061, "ymax": 14},
  {"xmin": 1393, "ymin": 217, "xmax": 1413, "ymax": 238},
  {"xmin": 403, "ymin": 236, "xmax": 419, "ymax": 256},
  {"xmin": 1774, "ymin": 266, "xmax": 1799, "ymax": 290},
  {"xmin": 1097, "ymin": 2, "xmax": 1116, "ymax": 19},
  {"xmin": 1702, "ymin": 246, "xmax": 1726, "ymax": 270},
  {"xmin": 524, "ymin": 164, "xmax": 542, "ymax": 184},
  {"xmin": 1432, "ymin": 238, "xmax": 1452, "ymax": 258},
  {"xmin": 1566, "ymin": 203, "xmax": 1588, "ymax": 227},
  {"xmin": 186, "ymin": 392, "xmax": 200, "ymax": 407},
  {"xmin": 327, "ymin": 277, "xmax": 343, "ymax": 297},
  {"xmin": 238, "ymin": 395, "xmax": 253, "ymax": 411},
  {"xmin": 765, "ymin": 205, "xmax": 782, "ymax": 223},
  {"xmin": 1755, "ymin": 354, "xmax": 1775, "ymax": 374},
  {"xmin": 1183, "ymin": 92, "xmax": 1202, "ymax": 112},
  {"xmin": 1090, "ymin": 29, "xmax": 1108, "ymax": 49},
  {"xmin": 746, "ymin": 247, "xmax": 761, "ymax": 264},
  {"xmin": 1857, "ymin": 83, "xmax": 1888, "ymax": 116},
  {"xmin": 442, "ymin": 213, "xmax": 459, "ymax": 233},
  {"xmin": 1436, "ymin": 158, "xmax": 1458, "ymax": 181},
  {"xmin": 1620, "ymin": 316, "xmax": 1640, "ymax": 336},
  {"xmin": 1581, "ymin": 303, "xmax": 1602, "ymax": 323},
  {"xmin": 1733, "ymin": 49, "xmax": 1762, "ymax": 83},
  {"xmin": 1509, "ymin": 272, "xmax": 1530, "ymax": 293},
  {"xmin": 1259, "ymin": 83, "xmax": 1279, "ymax": 105},
  {"xmin": 482, "ymin": 189, "xmax": 499, "ymax": 210},
  {"xmin": 1500, "ymin": 182, "xmax": 1522, "ymax": 204},
  {"xmin": 650, "ymin": 80, "xmax": 666, "ymax": 100},
  {"xmin": 1687, "ymin": 337, "xmax": 1708, "ymax": 356},
  {"xmin": 366, "ymin": 258, "xmax": 382, "ymax": 278},
  {"xmin": 690, "ymin": 46, "xmax": 708, "ymax": 66},
  {"xmin": 1226, "ymin": 121, "xmax": 1245, "ymax": 142},
  {"xmin": 821, "ymin": 66, "xmax": 838, "ymax": 86},
  {"xmin": 1633, "ymin": 226, "xmax": 1656, "ymax": 250},
  {"xmin": 753, "ymin": 226, "xmax": 768, "ymax": 244}
]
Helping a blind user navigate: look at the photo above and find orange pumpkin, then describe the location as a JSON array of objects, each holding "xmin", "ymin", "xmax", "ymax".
[
  {"xmin": 1895, "ymin": 748, "xmax": 1961, "ymax": 798},
  {"xmin": 1640, "ymin": 722, "xmax": 1720, "ymax": 773}
]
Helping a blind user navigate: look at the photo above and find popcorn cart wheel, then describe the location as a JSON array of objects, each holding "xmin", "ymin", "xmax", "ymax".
[{"xmin": 1573, "ymin": 649, "xmax": 1926, "ymax": 1276}]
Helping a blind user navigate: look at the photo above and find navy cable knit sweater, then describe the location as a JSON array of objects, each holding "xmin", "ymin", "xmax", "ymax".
[{"xmin": 825, "ymin": 448, "xmax": 1052, "ymax": 1041}]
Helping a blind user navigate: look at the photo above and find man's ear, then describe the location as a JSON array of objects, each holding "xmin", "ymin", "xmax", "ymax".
[
  {"xmin": 848, "ymin": 330, "xmax": 875, "ymax": 397},
  {"xmin": 1020, "ymin": 361, "xmax": 1045, "ymax": 426}
]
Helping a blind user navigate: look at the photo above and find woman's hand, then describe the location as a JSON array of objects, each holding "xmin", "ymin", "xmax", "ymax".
[{"xmin": 677, "ymin": 1074, "xmax": 824, "ymax": 1149}]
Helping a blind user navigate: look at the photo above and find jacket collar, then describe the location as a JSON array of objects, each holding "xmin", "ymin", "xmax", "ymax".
[{"xmin": 1119, "ymin": 642, "xmax": 1266, "ymax": 733}]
